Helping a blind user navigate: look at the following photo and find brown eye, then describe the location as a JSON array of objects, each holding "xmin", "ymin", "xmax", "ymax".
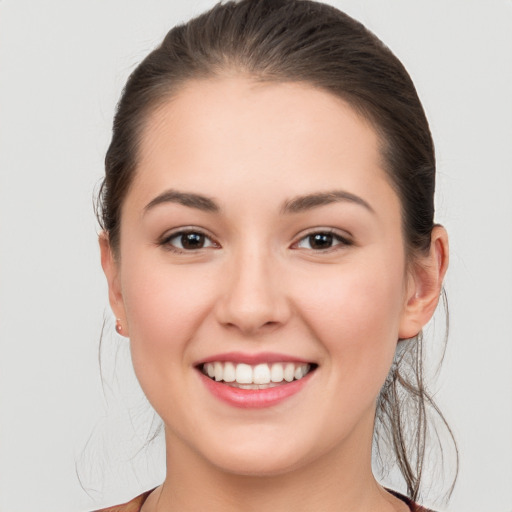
[
  {"xmin": 308, "ymin": 233, "xmax": 334, "ymax": 249},
  {"xmin": 181, "ymin": 232, "xmax": 206, "ymax": 249},
  {"xmin": 163, "ymin": 230, "xmax": 217, "ymax": 251},
  {"xmin": 295, "ymin": 231, "xmax": 351, "ymax": 251}
]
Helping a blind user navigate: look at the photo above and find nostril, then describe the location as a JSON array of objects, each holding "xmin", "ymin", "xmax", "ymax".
[{"xmin": 222, "ymin": 319, "xmax": 282, "ymax": 336}]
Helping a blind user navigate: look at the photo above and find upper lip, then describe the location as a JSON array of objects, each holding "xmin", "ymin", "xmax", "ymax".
[{"xmin": 194, "ymin": 351, "xmax": 314, "ymax": 366}]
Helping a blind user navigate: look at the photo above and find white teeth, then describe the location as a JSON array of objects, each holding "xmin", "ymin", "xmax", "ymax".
[
  {"xmin": 270, "ymin": 363, "xmax": 284, "ymax": 383},
  {"xmin": 284, "ymin": 363, "xmax": 295, "ymax": 382},
  {"xmin": 202, "ymin": 361, "xmax": 312, "ymax": 385},
  {"xmin": 235, "ymin": 363, "xmax": 253, "ymax": 384},
  {"xmin": 223, "ymin": 362, "xmax": 236, "ymax": 382},
  {"xmin": 253, "ymin": 364, "xmax": 271, "ymax": 384},
  {"xmin": 214, "ymin": 361, "xmax": 223, "ymax": 381}
]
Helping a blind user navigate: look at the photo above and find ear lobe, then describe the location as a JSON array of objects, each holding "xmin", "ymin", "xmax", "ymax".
[
  {"xmin": 99, "ymin": 232, "xmax": 129, "ymax": 336},
  {"xmin": 398, "ymin": 226, "xmax": 449, "ymax": 339}
]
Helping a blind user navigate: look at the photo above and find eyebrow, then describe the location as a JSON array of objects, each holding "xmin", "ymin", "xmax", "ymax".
[
  {"xmin": 144, "ymin": 189, "xmax": 220, "ymax": 214},
  {"xmin": 143, "ymin": 188, "xmax": 374, "ymax": 216},
  {"xmin": 281, "ymin": 190, "xmax": 375, "ymax": 215}
]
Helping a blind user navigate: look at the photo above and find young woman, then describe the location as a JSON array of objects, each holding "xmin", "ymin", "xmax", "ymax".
[{"xmin": 95, "ymin": 1, "xmax": 454, "ymax": 510}]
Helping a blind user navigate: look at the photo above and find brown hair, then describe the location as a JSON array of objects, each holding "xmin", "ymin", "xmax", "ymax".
[{"xmin": 97, "ymin": 0, "xmax": 457, "ymax": 501}]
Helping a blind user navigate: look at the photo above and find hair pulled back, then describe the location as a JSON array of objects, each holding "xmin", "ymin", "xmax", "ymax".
[{"xmin": 97, "ymin": 0, "xmax": 456, "ymax": 501}]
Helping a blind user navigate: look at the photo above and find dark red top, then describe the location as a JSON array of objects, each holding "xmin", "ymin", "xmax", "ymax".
[{"xmin": 95, "ymin": 488, "xmax": 435, "ymax": 511}]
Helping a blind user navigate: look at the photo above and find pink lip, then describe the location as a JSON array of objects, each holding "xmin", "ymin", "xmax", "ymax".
[
  {"xmin": 195, "ymin": 351, "xmax": 312, "ymax": 366},
  {"xmin": 197, "ymin": 367, "xmax": 315, "ymax": 409}
]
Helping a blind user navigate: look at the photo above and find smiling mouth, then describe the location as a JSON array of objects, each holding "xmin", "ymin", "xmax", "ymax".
[{"xmin": 199, "ymin": 361, "xmax": 317, "ymax": 389}]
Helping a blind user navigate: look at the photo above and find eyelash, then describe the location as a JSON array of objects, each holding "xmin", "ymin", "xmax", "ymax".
[
  {"xmin": 159, "ymin": 229, "xmax": 219, "ymax": 253},
  {"xmin": 292, "ymin": 229, "xmax": 353, "ymax": 252},
  {"xmin": 158, "ymin": 228, "xmax": 352, "ymax": 254}
]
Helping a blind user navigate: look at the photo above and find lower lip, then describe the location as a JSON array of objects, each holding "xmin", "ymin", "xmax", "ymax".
[{"xmin": 198, "ymin": 370, "xmax": 314, "ymax": 409}]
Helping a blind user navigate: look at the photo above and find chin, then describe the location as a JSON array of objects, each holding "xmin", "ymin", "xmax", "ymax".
[{"xmin": 194, "ymin": 429, "xmax": 319, "ymax": 478}]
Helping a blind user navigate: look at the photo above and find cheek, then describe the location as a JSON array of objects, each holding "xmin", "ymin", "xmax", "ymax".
[
  {"xmin": 295, "ymin": 256, "xmax": 406, "ymax": 387},
  {"xmin": 119, "ymin": 255, "xmax": 216, "ymax": 381}
]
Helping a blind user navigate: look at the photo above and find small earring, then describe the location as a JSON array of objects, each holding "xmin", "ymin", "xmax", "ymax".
[{"xmin": 115, "ymin": 319, "xmax": 123, "ymax": 334}]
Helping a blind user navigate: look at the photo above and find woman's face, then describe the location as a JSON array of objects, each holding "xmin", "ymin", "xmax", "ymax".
[{"xmin": 103, "ymin": 77, "xmax": 433, "ymax": 476}]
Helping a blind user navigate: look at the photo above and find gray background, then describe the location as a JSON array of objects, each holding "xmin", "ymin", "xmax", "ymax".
[{"xmin": 0, "ymin": 1, "xmax": 511, "ymax": 511}]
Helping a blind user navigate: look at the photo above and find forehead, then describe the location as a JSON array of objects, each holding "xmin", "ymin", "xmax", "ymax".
[
  {"xmin": 139, "ymin": 77, "xmax": 381, "ymax": 164},
  {"xmin": 130, "ymin": 77, "xmax": 398, "ymax": 218}
]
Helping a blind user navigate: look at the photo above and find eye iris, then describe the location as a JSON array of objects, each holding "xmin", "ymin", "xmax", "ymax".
[
  {"xmin": 309, "ymin": 233, "xmax": 333, "ymax": 249},
  {"xmin": 181, "ymin": 232, "xmax": 205, "ymax": 249}
]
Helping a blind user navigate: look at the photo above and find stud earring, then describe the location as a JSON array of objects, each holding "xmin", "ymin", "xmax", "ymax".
[{"xmin": 115, "ymin": 319, "xmax": 123, "ymax": 334}]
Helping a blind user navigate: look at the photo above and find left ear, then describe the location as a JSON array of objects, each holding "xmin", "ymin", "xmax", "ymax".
[{"xmin": 399, "ymin": 225, "xmax": 449, "ymax": 339}]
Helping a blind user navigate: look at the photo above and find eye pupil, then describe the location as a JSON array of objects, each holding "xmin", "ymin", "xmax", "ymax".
[
  {"xmin": 309, "ymin": 233, "xmax": 333, "ymax": 249},
  {"xmin": 182, "ymin": 232, "xmax": 205, "ymax": 249}
]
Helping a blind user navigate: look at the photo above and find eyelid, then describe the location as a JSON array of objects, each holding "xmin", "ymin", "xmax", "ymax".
[
  {"xmin": 158, "ymin": 226, "xmax": 220, "ymax": 252},
  {"xmin": 291, "ymin": 228, "xmax": 353, "ymax": 250}
]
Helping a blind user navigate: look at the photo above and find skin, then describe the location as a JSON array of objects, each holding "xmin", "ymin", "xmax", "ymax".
[{"xmin": 100, "ymin": 77, "xmax": 448, "ymax": 512}]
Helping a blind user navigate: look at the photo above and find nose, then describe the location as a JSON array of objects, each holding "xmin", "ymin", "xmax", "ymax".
[{"xmin": 215, "ymin": 245, "xmax": 291, "ymax": 336}]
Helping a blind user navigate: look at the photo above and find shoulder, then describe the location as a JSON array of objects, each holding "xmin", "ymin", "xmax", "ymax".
[
  {"xmin": 411, "ymin": 503, "xmax": 437, "ymax": 512},
  {"xmin": 386, "ymin": 488, "xmax": 438, "ymax": 512},
  {"xmin": 93, "ymin": 490, "xmax": 152, "ymax": 512}
]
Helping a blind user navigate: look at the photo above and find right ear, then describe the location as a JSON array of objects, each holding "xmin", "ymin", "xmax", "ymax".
[{"xmin": 99, "ymin": 232, "xmax": 128, "ymax": 336}]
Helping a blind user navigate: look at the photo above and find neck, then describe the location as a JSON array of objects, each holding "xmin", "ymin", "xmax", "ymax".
[{"xmin": 146, "ymin": 413, "xmax": 405, "ymax": 512}]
